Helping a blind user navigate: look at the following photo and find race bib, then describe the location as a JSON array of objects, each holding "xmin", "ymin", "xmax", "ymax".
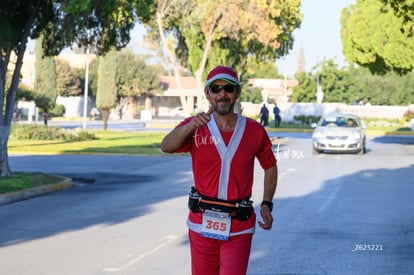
[{"xmin": 200, "ymin": 210, "xmax": 231, "ymax": 241}]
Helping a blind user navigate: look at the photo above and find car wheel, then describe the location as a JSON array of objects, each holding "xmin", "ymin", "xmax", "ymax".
[
  {"xmin": 312, "ymin": 148, "xmax": 321, "ymax": 155},
  {"xmin": 358, "ymin": 139, "xmax": 366, "ymax": 155},
  {"xmin": 358, "ymin": 145, "xmax": 366, "ymax": 155}
]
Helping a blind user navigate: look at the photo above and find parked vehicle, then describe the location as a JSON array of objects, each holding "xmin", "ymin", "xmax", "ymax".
[
  {"xmin": 311, "ymin": 113, "xmax": 366, "ymax": 154},
  {"xmin": 166, "ymin": 106, "xmax": 188, "ymax": 117}
]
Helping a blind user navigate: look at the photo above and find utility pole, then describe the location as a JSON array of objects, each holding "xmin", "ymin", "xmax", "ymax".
[
  {"xmin": 316, "ymin": 75, "xmax": 324, "ymax": 104},
  {"xmin": 284, "ymin": 56, "xmax": 287, "ymax": 98},
  {"xmin": 82, "ymin": 44, "xmax": 90, "ymax": 129},
  {"xmin": 283, "ymin": 41, "xmax": 289, "ymax": 101}
]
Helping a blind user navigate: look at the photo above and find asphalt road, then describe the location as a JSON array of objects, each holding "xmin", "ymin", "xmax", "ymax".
[{"xmin": 1, "ymin": 133, "xmax": 413, "ymax": 274}]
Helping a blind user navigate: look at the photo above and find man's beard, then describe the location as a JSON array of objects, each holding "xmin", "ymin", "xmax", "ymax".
[{"xmin": 213, "ymin": 99, "xmax": 235, "ymax": 115}]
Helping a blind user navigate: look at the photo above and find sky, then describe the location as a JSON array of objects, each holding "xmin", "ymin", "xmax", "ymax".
[{"xmin": 279, "ymin": 0, "xmax": 356, "ymax": 77}]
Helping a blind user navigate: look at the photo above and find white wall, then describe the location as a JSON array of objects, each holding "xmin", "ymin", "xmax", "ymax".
[
  {"xmin": 16, "ymin": 101, "xmax": 37, "ymax": 122},
  {"xmin": 56, "ymin": 96, "xmax": 96, "ymax": 118},
  {"xmin": 241, "ymin": 102, "xmax": 411, "ymax": 121}
]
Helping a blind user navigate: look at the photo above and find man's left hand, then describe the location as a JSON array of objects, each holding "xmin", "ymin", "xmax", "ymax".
[{"xmin": 258, "ymin": 206, "xmax": 273, "ymax": 230}]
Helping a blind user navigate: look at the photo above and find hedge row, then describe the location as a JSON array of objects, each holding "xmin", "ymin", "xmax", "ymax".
[{"xmin": 10, "ymin": 124, "xmax": 96, "ymax": 141}]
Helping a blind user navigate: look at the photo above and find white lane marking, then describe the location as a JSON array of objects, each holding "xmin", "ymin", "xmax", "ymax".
[{"xmin": 102, "ymin": 235, "xmax": 182, "ymax": 272}]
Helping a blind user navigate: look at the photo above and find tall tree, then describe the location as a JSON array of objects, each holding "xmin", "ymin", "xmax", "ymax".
[
  {"xmin": 351, "ymin": 68, "xmax": 414, "ymax": 105},
  {"xmin": 34, "ymin": 35, "xmax": 57, "ymax": 125},
  {"xmin": 0, "ymin": 0, "xmax": 155, "ymax": 176},
  {"xmin": 291, "ymin": 60, "xmax": 414, "ymax": 105},
  {"xmin": 341, "ymin": 0, "xmax": 414, "ymax": 74},
  {"xmin": 149, "ymin": 0, "xmax": 193, "ymax": 114},
  {"xmin": 185, "ymin": 0, "xmax": 302, "ymax": 109},
  {"xmin": 55, "ymin": 59, "xmax": 82, "ymax": 97},
  {"xmin": 145, "ymin": 0, "xmax": 302, "ymax": 109},
  {"xmin": 381, "ymin": 0, "xmax": 414, "ymax": 26},
  {"xmin": 291, "ymin": 59, "xmax": 359, "ymax": 104},
  {"xmin": 244, "ymin": 58, "xmax": 282, "ymax": 79},
  {"xmin": 116, "ymin": 50, "xmax": 162, "ymax": 119},
  {"xmin": 96, "ymin": 48, "xmax": 117, "ymax": 130}
]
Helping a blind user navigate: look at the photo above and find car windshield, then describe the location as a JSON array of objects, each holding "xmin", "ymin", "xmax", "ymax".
[{"xmin": 320, "ymin": 116, "xmax": 359, "ymax": 127}]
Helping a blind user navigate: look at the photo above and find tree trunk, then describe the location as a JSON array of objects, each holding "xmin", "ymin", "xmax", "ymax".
[
  {"xmin": 0, "ymin": 0, "xmax": 41, "ymax": 177},
  {"xmin": 43, "ymin": 109, "xmax": 48, "ymax": 126},
  {"xmin": 128, "ymin": 97, "xmax": 137, "ymax": 119},
  {"xmin": 144, "ymin": 96, "xmax": 152, "ymax": 111},
  {"xmin": 0, "ymin": 42, "xmax": 28, "ymax": 176},
  {"xmin": 194, "ymin": 11, "xmax": 220, "ymax": 112},
  {"xmin": 156, "ymin": 11, "xmax": 188, "ymax": 112},
  {"xmin": 102, "ymin": 109, "xmax": 109, "ymax": 130},
  {"xmin": 0, "ymin": 126, "xmax": 12, "ymax": 176}
]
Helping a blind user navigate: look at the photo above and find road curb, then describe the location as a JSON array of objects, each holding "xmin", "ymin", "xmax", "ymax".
[{"xmin": 0, "ymin": 175, "xmax": 72, "ymax": 206}]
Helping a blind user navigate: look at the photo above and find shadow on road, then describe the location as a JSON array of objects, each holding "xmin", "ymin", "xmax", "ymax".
[
  {"xmin": 249, "ymin": 163, "xmax": 414, "ymax": 274},
  {"xmin": 371, "ymin": 135, "xmax": 414, "ymax": 145},
  {"xmin": 1, "ymin": 155, "xmax": 190, "ymax": 247}
]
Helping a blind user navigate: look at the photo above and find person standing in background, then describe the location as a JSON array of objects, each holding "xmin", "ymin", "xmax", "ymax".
[
  {"xmin": 259, "ymin": 103, "xmax": 269, "ymax": 127},
  {"xmin": 273, "ymin": 103, "xmax": 281, "ymax": 128}
]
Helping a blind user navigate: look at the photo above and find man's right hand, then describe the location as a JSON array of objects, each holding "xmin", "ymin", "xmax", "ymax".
[
  {"xmin": 161, "ymin": 107, "xmax": 214, "ymax": 153},
  {"xmin": 188, "ymin": 106, "xmax": 214, "ymax": 130}
]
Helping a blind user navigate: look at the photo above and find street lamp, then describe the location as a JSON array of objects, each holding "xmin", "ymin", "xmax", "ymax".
[
  {"xmin": 316, "ymin": 75, "xmax": 324, "ymax": 104},
  {"xmin": 82, "ymin": 44, "xmax": 90, "ymax": 129},
  {"xmin": 284, "ymin": 55, "xmax": 287, "ymax": 99},
  {"xmin": 283, "ymin": 41, "xmax": 289, "ymax": 102}
]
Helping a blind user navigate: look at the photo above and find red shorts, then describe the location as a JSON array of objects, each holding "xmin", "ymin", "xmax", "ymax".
[{"xmin": 189, "ymin": 230, "xmax": 253, "ymax": 275}]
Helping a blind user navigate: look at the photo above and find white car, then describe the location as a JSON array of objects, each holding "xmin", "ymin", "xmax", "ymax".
[
  {"xmin": 166, "ymin": 107, "xmax": 188, "ymax": 117},
  {"xmin": 312, "ymin": 113, "xmax": 366, "ymax": 154}
]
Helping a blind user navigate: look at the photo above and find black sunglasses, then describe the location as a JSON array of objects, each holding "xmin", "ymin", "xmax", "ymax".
[{"xmin": 209, "ymin": 84, "xmax": 237, "ymax": 94}]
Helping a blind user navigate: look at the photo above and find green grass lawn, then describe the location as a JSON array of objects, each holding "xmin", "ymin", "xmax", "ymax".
[
  {"xmin": 7, "ymin": 124, "xmax": 413, "ymax": 156},
  {"xmin": 0, "ymin": 172, "xmax": 64, "ymax": 195}
]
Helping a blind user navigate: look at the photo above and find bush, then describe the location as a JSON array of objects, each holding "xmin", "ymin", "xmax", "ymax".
[
  {"xmin": 11, "ymin": 124, "xmax": 97, "ymax": 141},
  {"xmin": 293, "ymin": 115, "xmax": 321, "ymax": 125},
  {"xmin": 49, "ymin": 104, "xmax": 65, "ymax": 117},
  {"xmin": 361, "ymin": 117, "xmax": 400, "ymax": 128},
  {"xmin": 240, "ymin": 87, "xmax": 263, "ymax": 103}
]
